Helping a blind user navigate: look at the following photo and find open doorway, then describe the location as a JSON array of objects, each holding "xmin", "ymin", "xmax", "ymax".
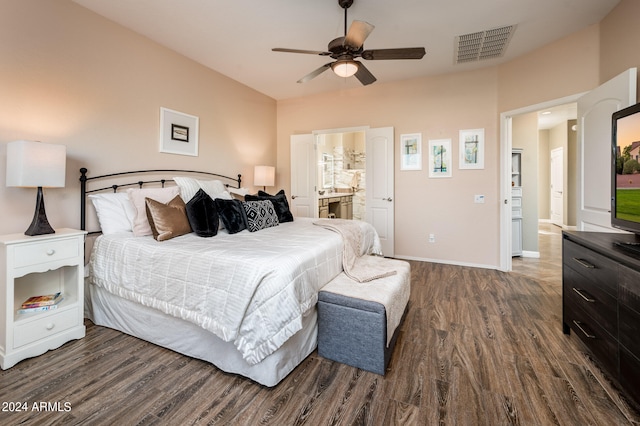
[
  {"xmin": 538, "ymin": 103, "xmax": 578, "ymax": 229},
  {"xmin": 500, "ymin": 95, "xmax": 581, "ymax": 271},
  {"xmin": 510, "ymin": 103, "xmax": 577, "ymax": 256},
  {"xmin": 316, "ymin": 130, "xmax": 366, "ymax": 220},
  {"xmin": 291, "ymin": 127, "xmax": 395, "ymax": 256}
]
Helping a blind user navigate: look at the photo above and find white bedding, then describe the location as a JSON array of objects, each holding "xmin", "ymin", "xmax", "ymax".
[{"xmin": 89, "ymin": 218, "xmax": 381, "ymax": 365}]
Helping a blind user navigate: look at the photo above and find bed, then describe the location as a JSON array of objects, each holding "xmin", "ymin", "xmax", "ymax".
[{"xmin": 80, "ymin": 168, "xmax": 382, "ymax": 386}]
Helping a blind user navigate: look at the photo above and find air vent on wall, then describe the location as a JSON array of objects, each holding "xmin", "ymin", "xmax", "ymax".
[{"xmin": 455, "ymin": 25, "xmax": 516, "ymax": 64}]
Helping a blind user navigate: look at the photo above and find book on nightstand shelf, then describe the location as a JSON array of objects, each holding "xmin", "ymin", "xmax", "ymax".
[
  {"xmin": 20, "ymin": 292, "xmax": 63, "ymax": 310},
  {"xmin": 18, "ymin": 298, "xmax": 63, "ymax": 314}
]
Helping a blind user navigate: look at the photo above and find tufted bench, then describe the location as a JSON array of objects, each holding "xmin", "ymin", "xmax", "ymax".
[{"xmin": 317, "ymin": 258, "xmax": 410, "ymax": 375}]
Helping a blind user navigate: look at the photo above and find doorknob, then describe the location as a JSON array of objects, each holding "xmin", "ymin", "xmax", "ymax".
[
  {"xmin": 291, "ymin": 195, "xmax": 297, "ymax": 199},
  {"xmin": 384, "ymin": 197, "xmax": 393, "ymax": 202}
]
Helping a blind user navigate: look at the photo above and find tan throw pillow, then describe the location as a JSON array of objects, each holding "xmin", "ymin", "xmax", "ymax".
[
  {"xmin": 127, "ymin": 186, "xmax": 181, "ymax": 236},
  {"xmin": 145, "ymin": 195, "xmax": 192, "ymax": 241}
]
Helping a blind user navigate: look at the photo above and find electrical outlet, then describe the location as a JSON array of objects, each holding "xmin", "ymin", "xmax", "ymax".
[{"xmin": 428, "ymin": 233, "xmax": 435, "ymax": 243}]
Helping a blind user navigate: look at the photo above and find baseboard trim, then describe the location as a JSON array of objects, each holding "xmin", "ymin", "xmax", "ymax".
[
  {"xmin": 522, "ymin": 250, "xmax": 540, "ymax": 258},
  {"xmin": 393, "ymin": 255, "xmax": 498, "ymax": 270}
]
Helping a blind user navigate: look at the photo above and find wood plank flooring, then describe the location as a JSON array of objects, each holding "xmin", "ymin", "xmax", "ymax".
[{"xmin": 2, "ymin": 223, "xmax": 639, "ymax": 425}]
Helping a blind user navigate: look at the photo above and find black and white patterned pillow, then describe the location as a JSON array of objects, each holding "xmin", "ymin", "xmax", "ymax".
[{"xmin": 241, "ymin": 200, "xmax": 279, "ymax": 232}]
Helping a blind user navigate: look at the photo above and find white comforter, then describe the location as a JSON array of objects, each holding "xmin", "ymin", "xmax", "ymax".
[{"xmin": 89, "ymin": 218, "xmax": 381, "ymax": 364}]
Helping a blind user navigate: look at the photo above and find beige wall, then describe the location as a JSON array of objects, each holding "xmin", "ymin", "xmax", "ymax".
[
  {"xmin": 0, "ymin": 0, "xmax": 277, "ymax": 235},
  {"xmin": 278, "ymin": 68, "xmax": 501, "ymax": 267},
  {"xmin": 497, "ymin": 24, "xmax": 600, "ymax": 113},
  {"xmin": 600, "ymin": 0, "xmax": 640, "ymax": 93},
  {"xmin": 538, "ymin": 130, "xmax": 550, "ymax": 220}
]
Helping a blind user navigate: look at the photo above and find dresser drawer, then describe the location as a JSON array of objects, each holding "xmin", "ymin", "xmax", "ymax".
[
  {"xmin": 619, "ymin": 303, "xmax": 640, "ymax": 357},
  {"xmin": 563, "ymin": 302, "xmax": 618, "ymax": 376},
  {"xmin": 620, "ymin": 348, "xmax": 640, "ymax": 406},
  {"xmin": 14, "ymin": 307, "xmax": 79, "ymax": 348},
  {"xmin": 563, "ymin": 239, "xmax": 617, "ymax": 297},
  {"xmin": 563, "ymin": 265, "xmax": 617, "ymax": 337},
  {"xmin": 619, "ymin": 264, "xmax": 640, "ymax": 315},
  {"xmin": 13, "ymin": 237, "xmax": 80, "ymax": 269}
]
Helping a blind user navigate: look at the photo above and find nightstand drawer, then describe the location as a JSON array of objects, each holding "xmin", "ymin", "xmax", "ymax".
[
  {"xmin": 14, "ymin": 307, "xmax": 79, "ymax": 348},
  {"xmin": 13, "ymin": 238, "xmax": 80, "ymax": 269}
]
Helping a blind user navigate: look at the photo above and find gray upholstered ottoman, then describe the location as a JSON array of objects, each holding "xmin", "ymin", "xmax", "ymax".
[{"xmin": 317, "ymin": 258, "xmax": 410, "ymax": 375}]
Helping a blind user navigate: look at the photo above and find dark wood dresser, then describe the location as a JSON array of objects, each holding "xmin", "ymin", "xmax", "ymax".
[{"xmin": 562, "ymin": 230, "xmax": 640, "ymax": 407}]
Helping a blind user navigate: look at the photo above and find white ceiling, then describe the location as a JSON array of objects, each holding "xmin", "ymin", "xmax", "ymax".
[
  {"xmin": 538, "ymin": 104, "xmax": 578, "ymax": 130},
  {"xmin": 73, "ymin": 0, "xmax": 619, "ymax": 101}
]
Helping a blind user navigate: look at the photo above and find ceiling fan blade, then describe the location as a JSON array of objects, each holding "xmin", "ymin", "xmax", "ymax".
[
  {"xmin": 344, "ymin": 20, "xmax": 375, "ymax": 49},
  {"xmin": 297, "ymin": 63, "xmax": 332, "ymax": 84},
  {"xmin": 354, "ymin": 62, "xmax": 376, "ymax": 86},
  {"xmin": 272, "ymin": 48, "xmax": 331, "ymax": 56},
  {"xmin": 361, "ymin": 47, "xmax": 426, "ymax": 60}
]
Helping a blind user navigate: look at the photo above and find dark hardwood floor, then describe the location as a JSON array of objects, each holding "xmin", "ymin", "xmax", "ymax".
[{"xmin": 2, "ymin": 224, "xmax": 639, "ymax": 425}]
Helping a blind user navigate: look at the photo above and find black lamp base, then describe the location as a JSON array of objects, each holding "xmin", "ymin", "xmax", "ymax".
[{"xmin": 25, "ymin": 186, "xmax": 55, "ymax": 236}]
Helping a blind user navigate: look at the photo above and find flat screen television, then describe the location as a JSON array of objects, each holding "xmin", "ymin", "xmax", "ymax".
[{"xmin": 611, "ymin": 102, "xmax": 640, "ymax": 252}]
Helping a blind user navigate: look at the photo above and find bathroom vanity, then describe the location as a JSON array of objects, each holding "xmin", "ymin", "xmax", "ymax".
[{"xmin": 318, "ymin": 192, "xmax": 353, "ymax": 219}]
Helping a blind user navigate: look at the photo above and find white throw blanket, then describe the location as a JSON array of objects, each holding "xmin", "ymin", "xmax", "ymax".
[
  {"xmin": 321, "ymin": 258, "xmax": 410, "ymax": 346},
  {"xmin": 313, "ymin": 219, "xmax": 396, "ymax": 282}
]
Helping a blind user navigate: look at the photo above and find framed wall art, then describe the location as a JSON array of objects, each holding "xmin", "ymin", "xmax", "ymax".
[
  {"xmin": 400, "ymin": 133, "xmax": 422, "ymax": 170},
  {"xmin": 459, "ymin": 128, "xmax": 484, "ymax": 169},
  {"xmin": 428, "ymin": 138, "xmax": 452, "ymax": 178},
  {"xmin": 159, "ymin": 107, "xmax": 199, "ymax": 156}
]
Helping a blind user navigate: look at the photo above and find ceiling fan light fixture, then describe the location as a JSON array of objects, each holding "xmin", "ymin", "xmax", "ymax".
[{"xmin": 331, "ymin": 60, "xmax": 359, "ymax": 78}]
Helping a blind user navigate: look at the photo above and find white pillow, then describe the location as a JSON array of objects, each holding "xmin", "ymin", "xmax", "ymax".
[
  {"xmin": 127, "ymin": 186, "xmax": 181, "ymax": 237},
  {"xmin": 173, "ymin": 177, "xmax": 231, "ymax": 202},
  {"xmin": 89, "ymin": 193, "xmax": 136, "ymax": 235}
]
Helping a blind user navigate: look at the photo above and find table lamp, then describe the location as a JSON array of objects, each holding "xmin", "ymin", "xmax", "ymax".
[
  {"xmin": 254, "ymin": 165, "xmax": 275, "ymax": 191},
  {"xmin": 6, "ymin": 140, "xmax": 66, "ymax": 236}
]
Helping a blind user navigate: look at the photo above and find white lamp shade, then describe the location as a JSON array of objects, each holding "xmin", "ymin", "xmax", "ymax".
[
  {"xmin": 6, "ymin": 140, "xmax": 66, "ymax": 188},
  {"xmin": 332, "ymin": 61, "xmax": 359, "ymax": 78},
  {"xmin": 254, "ymin": 165, "xmax": 275, "ymax": 187}
]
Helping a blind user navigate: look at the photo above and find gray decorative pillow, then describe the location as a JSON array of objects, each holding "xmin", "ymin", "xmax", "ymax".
[{"xmin": 242, "ymin": 200, "xmax": 279, "ymax": 232}]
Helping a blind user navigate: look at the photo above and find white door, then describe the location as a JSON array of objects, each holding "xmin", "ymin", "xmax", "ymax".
[
  {"xmin": 290, "ymin": 134, "xmax": 316, "ymax": 218},
  {"xmin": 550, "ymin": 147, "xmax": 564, "ymax": 226},
  {"xmin": 366, "ymin": 127, "xmax": 395, "ymax": 256},
  {"xmin": 577, "ymin": 68, "xmax": 636, "ymax": 231}
]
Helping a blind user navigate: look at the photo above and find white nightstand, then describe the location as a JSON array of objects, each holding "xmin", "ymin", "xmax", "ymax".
[{"xmin": 0, "ymin": 228, "xmax": 86, "ymax": 369}]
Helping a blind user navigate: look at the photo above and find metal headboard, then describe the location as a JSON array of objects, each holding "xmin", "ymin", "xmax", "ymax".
[{"xmin": 79, "ymin": 167, "xmax": 242, "ymax": 233}]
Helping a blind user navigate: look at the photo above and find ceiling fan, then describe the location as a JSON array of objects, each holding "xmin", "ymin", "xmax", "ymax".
[{"xmin": 272, "ymin": 0, "xmax": 426, "ymax": 86}]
